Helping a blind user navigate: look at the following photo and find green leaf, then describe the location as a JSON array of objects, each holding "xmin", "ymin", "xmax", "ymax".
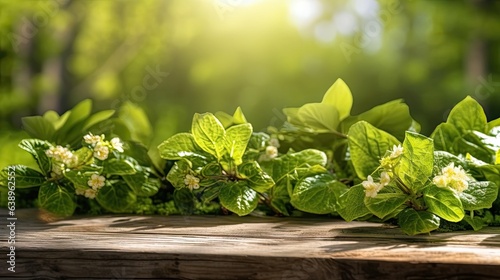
[
  {"xmin": 232, "ymin": 106, "xmax": 248, "ymax": 124},
  {"xmin": 18, "ymin": 139, "xmax": 52, "ymax": 176},
  {"xmin": 269, "ymin": 176, "xmax": 292, "ymax": 216},
  {"xmin": 219, "ymin": 181, "xmax": 259, "ymax": 216},
  {"xmin": 173, "ymin": 188, "xmax": 196, "ymax": 215},
  {"xmin": 348, "ymin": 121, "xmax": 400, "ymax": 179},
  {"xmin": 398, "ymin": 208, "xmax": 440, "ymax": 235},
  {"xmin": 424, "ymin": 185, "xmax": 464, "ymax": 222},
  {"xmin": 261, "ymin": 149, "xmax": 327, "ymax": 184},
  {"xmin": 397, "ymin": 132, "xmax": 434, "ymax": 192},
  {"xmin": 191, "ymin": 113, "xmax": 226, "ymax": 159},
  {"xmin": 1, "ymin": 165, "xmax": 45, "ymax": 188},
  {"xmin": 297, "ymin": 103, "xmax": 340, "ymax": 131},
  {"xmin": 201, "ymin": 183, "xmax": 222, "ymax": 202},
  {"xmin": 118, "ymin": 101, "xmax": 153, "ymax": 144},
  {"xmin": 463, "ymin": 215, "xmax": 487, "ymax": 231},
  {"xmin": 238, "ymin": 161, "xmax": 275, "ymax": 193},
  {"xmin": 337, "ymin": 184, "xmax": 371, "ymax": 222},
  {"xmin": 63, "ymin": 166, "xmax": 102, "ymax": 187},
  {"xmin": 123, "ymin": 169, "xmax": 160, "ymax": 197},
  {"xmin": 82, "ymin": 109, "xmax": 115, "ymax": 131},
  {"xmin": 21, "ymin": 116, "xmax": 56, "ymax": 141},
  {"xmin": 56, "ymin": 99, "xmax": 92, "ymax": 145},
  {"xmin": 364, "ymin": 192, "xmax": 408, "ymax": 219},
  {"xmin": 38, "ymin": 182, "xmax": 76, "ymax": 217},
  {"xmin": 459, "ymin": 181, "xmax": 498, "ymax": 211},
  {"xmin": 321, "ymin": 78, "xmax": 352, "ymax": 121},
  {"xmin": 166, "ymin": 159, "xmax": 192, "ymax": 189},
  {"xmin": 447, "ymin": 96, "xmax": 487, "ymax": 133},
  {"xmin": 224, "ymin": 123, "xmax": 252, "ymax": 165},
  {"xmin": 43, "ymin": 110, "xmax": 69, "ymax": 130},
  {"xmin": 96, "ymin": 180, "xmax": 136, "ymax": 212},
  {"xmin": 102, "ymin": 158, "xmax": 136, "ymax": 175},
  {"xmin": 342, "ymin": 99, "xmax": 414, "ymax": 140},
  {"xmin": 431, "ymin": 123, "xmax": 460, "ymax": 153},
  {"xmin": 290, "ymin": 174, "xmax": 347, "ymax": 214},
  {"xmin": 158, "ymin": 133, "xmax": 208, "ymax": 160}
]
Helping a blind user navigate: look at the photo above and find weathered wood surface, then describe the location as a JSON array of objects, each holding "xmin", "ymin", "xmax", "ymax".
[{"xmin": 1, "ymin": 209, "xmax": 500, "ymax": 279}]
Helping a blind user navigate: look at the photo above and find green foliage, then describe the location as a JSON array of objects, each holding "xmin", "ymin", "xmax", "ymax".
[{"xmin": 3, "ymin": 80, "xmax": 500, "ymax": 236}]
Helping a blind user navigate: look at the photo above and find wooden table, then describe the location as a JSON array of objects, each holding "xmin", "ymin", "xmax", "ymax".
[{"xmin": 1, "ymin": 209, "xmax": 500, "ymax": 279}]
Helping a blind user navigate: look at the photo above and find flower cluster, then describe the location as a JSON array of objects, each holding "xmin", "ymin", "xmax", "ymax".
[
  {"xmin": 184, "ymin": 174, "xmax": 200, "ymax": 191},
  {"xmin": 83, "ymin": 133, "xmax": 124, "ymax": 160},
  {"xmin": 75, "ymin": 174, "xmax": 106, "ymax": 199},
  {"xmin": 362, "ymin": 172, "xmax": 391, "ymax": 198},
  {"xmin": 259, "ymin": 138, "xmax": 280, "ymax": 161},
  {"xmin": 46, "ymin": 145, "xmax": 77, "ymax": 177},
  {"xmin": 380, "ymin": 144, "xmax": 403, "ymax": 168},
  {"xmin": 433, "ymin": 162, "xmax": 469, "ymax": 193}
]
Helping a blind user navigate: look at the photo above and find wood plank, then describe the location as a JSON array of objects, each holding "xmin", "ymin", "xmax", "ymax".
[{"xmin": 1, "ymin": 209, "xmax": 500, "ymax": 279}]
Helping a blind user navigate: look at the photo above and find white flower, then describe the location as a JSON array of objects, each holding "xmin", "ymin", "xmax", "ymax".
[
  {"xmin": 265, "ymin": 146, "xmax": 278, "ymax": 159},
  {"xmin": 433, "ymin": 162, "xmax": 469, "ymax": 193},
  {"xmin": 389, "ymin": 144, "xmax": 403, "ymax": 159},
  {"xmin": 184, "ymin": 174, "xmax": 200, "ymax": 191},
  {"xmin": 84, "ymin": 189, "xmax": 97, "ymax": 199},
  {"xmin": 83, "ymin": 133, "xmax": 103, "ymax": 146},
  {"xmin": 269, "ymin": 138, "xmax": 280, "ymax": 148},
  {"xmin": 93, "ymin": 143, "xmax": 109, "ymax": 160},
  {"xmin": 110, "ymin": 137, "xmax": 124, "ymax": 153},
  {"xmin": 362, "ymin": 173, "xmax": 390, "ymax": 198},
  {"xmin": 88, "ymin": 174, "xmax": 106, "ymax": 190},
  {"xmin": 379, "ymin": 172, "xmax": 391, "ymax": 186},
  {"xmin": 362, "ymin": 176, "xmax": 380, "ymax": 198},
  {"xmin": 46, "ymin": 145, "xmax": 76, "ymax": 166},
  {"xmin": 75, "ymin": 188, "xmax": 86, "ymax": 196}
]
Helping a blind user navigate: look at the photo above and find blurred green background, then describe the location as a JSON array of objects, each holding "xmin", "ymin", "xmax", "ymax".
[{"xmin": 1, "ymin": 0, "xmax": 500, "ymax": 169}]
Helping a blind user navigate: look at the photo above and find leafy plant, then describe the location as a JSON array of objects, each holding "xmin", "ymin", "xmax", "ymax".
[
  {"xmin": 3, "ymin": 80, "xmax": 500, "ymax": 236},
  {"xmin": 338, "ymin": 121, "xmax": 498, "ymax": 234}
]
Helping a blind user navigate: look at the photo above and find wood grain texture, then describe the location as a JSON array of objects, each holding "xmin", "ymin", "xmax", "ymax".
[{"xmin": 1, "ymin": 209, "xmax": 500, "ymax": 279}]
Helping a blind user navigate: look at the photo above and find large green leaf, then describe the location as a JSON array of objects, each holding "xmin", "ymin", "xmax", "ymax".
[
  {"xmin": 447, "ymin": 96, "xmax": 487, "ymax": 133},
  {"xmin": 38, "ymin": 182, "xmax": 76, "ymax": 217},
  {"xmin": 424, "ymin": 185, "xmax": 464, "ymax": 222},
  {"xmin": 343, "ymin": 99, "xmax": 414, "ymax": 140},
  {"xmin": 463, "ymin": 215, "xmax": 487, "ymax": 231},
  {"xmin": 21, "ymin": 116, "xmax": 56, "ymax": 142},
  {"xmin": 337, "ymin": 184, "xmax": 371, "ymax": 222},
  {"xmin": 297, "ymin": 103, "xmax": 340, "ymax": 131},
  {"xmin": 260, "ymin": 149, "xmax": 327, "ymax": 184},
  {"xmin": 82, "ymin": 109, "xmax": 115, "ymax": 131},
  {"xmin": 237, "ymin": 161, "xmax": 274, "ymax": 193},
  {"xmin": 321, "ymin": 78, "xmax": 353, "ymax": 121},
  {"xmin": 191, "ymin": 113, "xmax": 226, "ymax": 159},
  {"xmin": 431, "ymin": 123, "xmax": 460, "ymax": 153},
  {"xmin": 96, "ymin": 180, "xmax": 136, "ymax": 213},
  {"xmin": 224, "ymin": 123, "xmax": 252, "ymax": 165},
  {"xmin": 158, "ymin": 133, "xmax": 206, "ymax": 160},
  {"xmin": 459, "ymin": 181, "xmax": 498, "ymax": 211},
  {"xmin": 364, "ymin": 192, "xmax": 408, "ymax": 219},
  {"xmin": 56, "ymin": 99, "xmax": 92, "ymax": 145},
  {"xmin": 219, "ymin": 181, "xmax": 259, "ymax": 216},
  {"xmin": 290, "ymin": 174, "xmax": 347, "ymax": 214},
  {"xmin": 397, "ymin": 132, "xmax": 434, "ymax": 192},
  {"xmin": 0, "ymin": 165, "xmax": 46, "ymax": 188},
  {"xmin": 18, "ymin": 139, "xmax": 52, "ymax": 176},
  {"xmin": 398, "ymin": 208, "xmax": 440, "ymax": 235},
  {"xmin": 348, "ymin": 121, "xmax": 400, "ymax": 179}
]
